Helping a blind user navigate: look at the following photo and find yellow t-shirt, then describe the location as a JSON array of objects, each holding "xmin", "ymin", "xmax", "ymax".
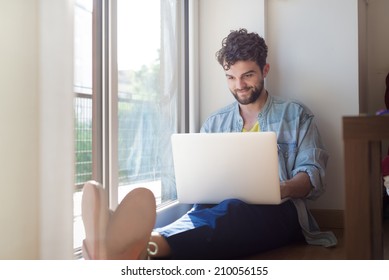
[{"xmin": 242, "ymin": 121, "xmax": 260, "ymax": 132}]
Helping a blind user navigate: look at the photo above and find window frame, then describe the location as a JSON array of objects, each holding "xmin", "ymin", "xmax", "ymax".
[
  {"xmin": 73, "ymin": 0, "xmax": 190, "ymax": 257},
  {"xmin": 102, "ymin": 0, "xmax": 189, "ymax": 209}
]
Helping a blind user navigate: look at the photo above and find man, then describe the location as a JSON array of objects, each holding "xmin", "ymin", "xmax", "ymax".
[{"xmin": 82, "ymin": 29, "xmax": 337, "ymax": 260}]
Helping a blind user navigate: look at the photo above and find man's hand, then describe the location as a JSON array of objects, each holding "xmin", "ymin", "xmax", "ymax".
[{"xmin": 280, "ymin": 172, "xmax": 312, "ymax": 199}]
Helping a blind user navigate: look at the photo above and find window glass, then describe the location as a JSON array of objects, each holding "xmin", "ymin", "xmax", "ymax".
[
  {"xmin": 116, "ymin": 0, "xmax": 178, "ymax": 205},
  {"xmin": 73, "ymin": 0, "xmax": 93, "ymax": 252},
  {"xmin": 74, "ymin": 0, "xmax": 93, "ymax": 95}
]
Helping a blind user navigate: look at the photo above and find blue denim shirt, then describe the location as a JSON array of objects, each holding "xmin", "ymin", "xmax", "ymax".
[{"xmin": 200, "ymin": 93, "xmax": 337, "ymax": 247}]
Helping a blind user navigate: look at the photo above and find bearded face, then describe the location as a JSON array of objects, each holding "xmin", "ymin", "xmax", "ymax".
[{"xmin": 225, "ymin": 60, "xmax": 267, "ymax": 106}]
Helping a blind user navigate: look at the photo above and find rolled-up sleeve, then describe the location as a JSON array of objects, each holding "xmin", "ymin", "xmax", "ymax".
[{"xmin": 291, "ymin": 113, "xmax": 329, "ymax": 200}]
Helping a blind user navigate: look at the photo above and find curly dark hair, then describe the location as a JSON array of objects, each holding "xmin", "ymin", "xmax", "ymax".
[{"xmin": 216, "ymin": 28, "xmax": 268, "ymax": 71}]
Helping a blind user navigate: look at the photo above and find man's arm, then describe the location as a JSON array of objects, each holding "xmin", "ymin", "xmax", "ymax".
[
  {"xmin": 280, "ymin": 172, "xmax": 312, "ymax": 199},
  {"xmin": 289, "ymin": 108, "xmax": 328, "ymax": 200}
]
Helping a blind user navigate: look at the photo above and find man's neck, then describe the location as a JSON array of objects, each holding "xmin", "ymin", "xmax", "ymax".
[{"xmin": 239, "ymin": 90, "xmax": 268, "ymax": 121}]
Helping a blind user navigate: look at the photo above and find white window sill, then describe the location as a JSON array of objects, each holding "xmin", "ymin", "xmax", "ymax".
[{"xmin": 73, "ymin": 181, "xmax": 191, "ymax": 257}]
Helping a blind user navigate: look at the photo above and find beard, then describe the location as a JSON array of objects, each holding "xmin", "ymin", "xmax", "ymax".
[{"xmin": 231, "ymin": 79, "xmax": 264, "ymax": 105}]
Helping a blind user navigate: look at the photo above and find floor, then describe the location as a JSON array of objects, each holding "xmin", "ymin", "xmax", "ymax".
[
  {"xmin": 77, "ymin": 224, "xmax": 389, "ymax": 260},
  {"xmin": 248, "ymin": 220, "xmax": 389, "ymax": 260},
  {"xmin": 248, "ymin": 228, "xmax": 345, "ymax": 260}
]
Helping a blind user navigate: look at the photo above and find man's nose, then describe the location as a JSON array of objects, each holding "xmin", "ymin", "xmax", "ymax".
[{"xmin": 236, "ymin": 78, "xmax": 247, "ymax": 90}]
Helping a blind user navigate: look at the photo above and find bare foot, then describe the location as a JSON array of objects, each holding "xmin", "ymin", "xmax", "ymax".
[
  {"xmin": 106, "ymin": 188, "xmax": 157, "ymax": 259},
  {"xmin": 81, "ymin": 181, "xmax": 109, "ymax": 260}
]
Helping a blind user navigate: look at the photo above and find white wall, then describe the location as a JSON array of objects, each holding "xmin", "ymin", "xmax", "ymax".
[
  {"xmin": 358, "ymin": 0, "xmax": 368, "ymax": 114},
  {"xmin": 39, "ymin": 0, "xmax": 74, "ymax": 259},
  {"xmin": 367, "ymin": 0, "xmax": 389, "ymax": 114},
  {"xmin": 266, "ymin": 0, "xmax": 360, "ymax": 210},
  {"xmin": 198, "ymin": 0, "xmax": 265, "ymax": 129},
  {"xmin": 198, "ymin": 0, "xmax": 361, "ymax": 210},
  {"xmin": 0, "ymin": 0, "xmax": 74, "ymax": 259},
  {"xmin": 0, "ymin": 0, "xmax": 40, "ymax": 259}
]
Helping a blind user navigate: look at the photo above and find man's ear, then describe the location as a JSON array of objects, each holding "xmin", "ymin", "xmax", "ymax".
[{"xmin": 263, "ymin": 64, "xmax": 270, "ymax": 78}]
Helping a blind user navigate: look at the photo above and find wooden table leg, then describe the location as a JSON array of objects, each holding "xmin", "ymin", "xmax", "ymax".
[
  {"xmin": 344, "ymin": 140, "xmax": 371, "ymax": 259},
  {"xmin": 370, "ymin": 141, "xmax": 383, "ymax": 259},
  {"xmin": 344, "ymin": 140, "xmax": 383, "ymax": 259}
]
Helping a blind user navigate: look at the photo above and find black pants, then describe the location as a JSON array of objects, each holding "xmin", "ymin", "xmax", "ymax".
[{"xmin": 155, "ymin": 199, "xmax": 304, "ymax": 259}]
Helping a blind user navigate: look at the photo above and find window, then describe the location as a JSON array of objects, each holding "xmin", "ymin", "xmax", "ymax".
[
  {"xmin": 73, "ymin": 0, "xmax": 186, "ymax": 256},
  {"xmin": 73, "ymin": 0, "xmax": 93, "ymax": 257},
  {"xmin": 116, "ymin": 0, "xmax": 180, "ymax": 205}
]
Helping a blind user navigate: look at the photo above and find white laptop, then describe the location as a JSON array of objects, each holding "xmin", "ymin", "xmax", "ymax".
[{"xmin": 171, "ymin": 132, "xmax": 285, "ymax": 205}]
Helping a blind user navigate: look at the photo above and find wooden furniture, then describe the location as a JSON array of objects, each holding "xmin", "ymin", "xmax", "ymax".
[{"xmin": 343, "ymin": 115, "xmax": 389, "ymax": 259}]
